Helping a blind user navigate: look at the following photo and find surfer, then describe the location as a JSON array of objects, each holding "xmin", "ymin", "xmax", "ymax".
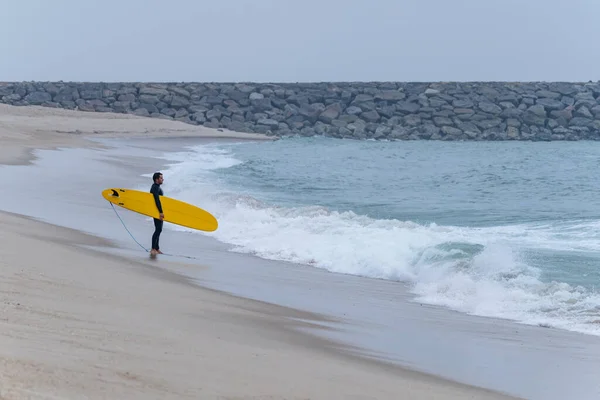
[{"xmin": 150, "ymin": 172, "xmax": 164, "ymax": 256}]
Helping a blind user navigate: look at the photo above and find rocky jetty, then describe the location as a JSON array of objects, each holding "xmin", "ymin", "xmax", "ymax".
[{"xmin": 2, "ymin": 81, "xmax": 600, "ymax": 141}]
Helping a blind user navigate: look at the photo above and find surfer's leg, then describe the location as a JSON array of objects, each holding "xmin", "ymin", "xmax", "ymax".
[{"xmin": 152, "ymin": 218, "xmax": 163, "ymax": 252}]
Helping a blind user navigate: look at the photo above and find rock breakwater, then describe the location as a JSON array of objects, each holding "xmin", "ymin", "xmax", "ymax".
[{"xmin": 2, "ymin": 81, "xmax": 600, "ymax": 141}]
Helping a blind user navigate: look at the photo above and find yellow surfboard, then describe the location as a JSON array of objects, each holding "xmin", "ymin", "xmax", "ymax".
[{"xmin": 101, "ymin": 188, "xmax": 218, "ymax": 232}]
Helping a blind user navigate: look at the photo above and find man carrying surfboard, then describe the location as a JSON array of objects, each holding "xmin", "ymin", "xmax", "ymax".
[{"xmin": 150, "ymin": 172, "xmax": 164, "ymax": 256}]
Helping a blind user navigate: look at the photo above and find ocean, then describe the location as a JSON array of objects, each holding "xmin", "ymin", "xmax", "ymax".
[{"xmin": 148, "ymin": 136, "xmax": 600, "ymax": 337}]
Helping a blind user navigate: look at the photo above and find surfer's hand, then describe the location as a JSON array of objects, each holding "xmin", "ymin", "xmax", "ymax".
[{"xmin": 160, "ymin": 213, "xmax": 164, "ymax": 220}]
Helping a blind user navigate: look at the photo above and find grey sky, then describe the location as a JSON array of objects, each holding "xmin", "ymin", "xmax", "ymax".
[{"xmin": 1, "ymin": 0, "xmax": 598, "ymax": 82}]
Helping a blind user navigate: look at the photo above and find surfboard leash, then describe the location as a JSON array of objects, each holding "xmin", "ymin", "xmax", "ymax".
[
  {"xmin": 107, "ymin": 202, "xmax": 199, "ymax": 260},
  {"xmin": 109, "ymin": 202, "xmax": 150, "ymax": 252}
]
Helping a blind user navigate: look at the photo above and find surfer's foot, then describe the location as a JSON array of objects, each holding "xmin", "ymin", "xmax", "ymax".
[{"xmin": 150, "ymin": 249, "xmax": 158, "ymax": 256}]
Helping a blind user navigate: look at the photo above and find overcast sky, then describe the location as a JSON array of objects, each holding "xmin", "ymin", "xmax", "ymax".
[{"xmin": 1, "ymin": 0, "xmax": 598, "ymax": 82}]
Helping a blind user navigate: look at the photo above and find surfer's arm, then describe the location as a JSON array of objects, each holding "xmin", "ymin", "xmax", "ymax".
[{"xmin": 151, "ymin": 185, "xmax": 163, "ymax": 213}]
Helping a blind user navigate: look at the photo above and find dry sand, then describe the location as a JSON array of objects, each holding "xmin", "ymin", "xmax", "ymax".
[
  {"xmin": 0, "ymin": 103, "xmax": 272, "ymax": 165},
  {"xmin": 0, "ymin": 104, "xmax": 517, "ymax": 399}
]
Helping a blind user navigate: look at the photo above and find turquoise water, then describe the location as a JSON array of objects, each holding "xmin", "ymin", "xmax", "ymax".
[{"xmin": 158, "ymin": 137, "xmax": 600, "ymax": 336}]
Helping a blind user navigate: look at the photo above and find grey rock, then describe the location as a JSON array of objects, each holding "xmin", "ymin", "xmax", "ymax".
[
  {"xmin": 404, "ymin": 115, "xmax": 421, "ymax": 126},
  {"xmin": 453, "ymin": 99, "xmax": 474, "ymax": 108},
  {"xmin": 195, "ymin": 111, "xmax": 206, "ymax": 124},
  {"xmin": 319, "ymin": 103, "xmax": 342, "ymax": 124},
  {"xmin": 478, "ymin": 86, "xmax": 500, "ymax": 100},
  {"xmin": 536, "ymin": 90, "xmax": 561, "ymax": 99},
  {"xmin": 478, "ymin": 102, "xmax": 502, "ymax": 114},
  {"xmin": 528, "ymin": 104, "xmax": 547, "ymax": 117},
  {"xmin": 429, "ymin": 98, "xmax": 447, "ymax": 107},
  {"xmin": 251, "ymin": 98, "xmax": 272, "ymax": 113},
  {"xmin": 377, "ymin": 106, "xmax": 396, "ymax": 118},
  {"xmin": 433, "ymin": 117, "xmax": 453, "ymax": 126},
  {"xmin": 475, "ymin": 119, "xmax": 502, "ymax": 130},
  {"xmin": 139, "ymin": 103, "xmax": 158, "ymax": 113},
  {"xmin": 507, "ymin": 126, "xmax": 519, "ymax": 139},
  {"xmin": 523, "ymin": 112, "xmax": 546, "ymax": 126},
  {"xmin": 298, "ymin": 104, "xmax": 321, "ymax": 123},
  {"xmin": 522, "ymin": 97, "xmax": 535, "ymax": 106},
  {"xmin": 352, "ymin": 94, "xmax": 374, "ymax": 104},
  {"xmin": 361, "ymin": 110, "xmax": 380, "ymax": 123},
  {"xmin": 434, "ymin": 109, "xmax": 453, "ymax": 118},
  {"xmin": 499, "ymin": 102, "xmax": 515, "ymax": 109},
  {"xmin": 54, "ymin": 90, "xmax": 77, "ymax": 103},
  {"xmin": 569, "ymin": 117, "xmax": 594, "ymax": 128},
  {"xmin": 133, "ymin": 108, "xmax": 150, "ymax": 117},
  {"xmin": 189, "ymin": 105, "xmax": 209, "ymax": 113},
  {"xmin": 140, "ymin": 87, "xmax": 169, "ymax": 97},
  {"xmin": 548, "ymin": 83, "xmax": 578, "ymax": 96},
  {"xmin": 206, "ymin": 109, "xmax": 222, "ymax": 120},
  {"xmin": 139, "ymin": 95, "xmax": 159, "ymax": 104},
  {"xmin": 456, "ymin": 122, "xmax": 481, "ymax": 134},
  {"xmin": 374, "ymin": 125, "xmax": 391, "ymax": 138},
  {"xmin": 112, "ymin": 101, "xmax": 131, "ymax": 113},
  {"xmin": 161, "ymin": 108, "xmax": 177, "ymax": 117},
  {"xmin": 25, "ymin": 91, "xmax": 52, "ymax": 104},
  {"xmin": 170, "ymin": 95, "xmax": 190, "ymax": 108},
  {"xmin": 396, "ymin": 101, "xmax": 420, "ymax": 113},
  {"xmin": 168, "ymin": 87, "xmax": 191, "ymax": 98},
  {"xmin": 175, "ymin": 109, "xmax": 189, "ymax": 118},
  {"xmin": 536, "ymin": 98, "xmax": 565, "ymax": 111},
  {"xmin": 118, "ymin": 94, "xmax": 136, "ymax": 102},
  {"xmin": 561, "ymin": 96, "xmax": 575, "ymax": 106},
  {"xmin": 257, "ymin": 118, "xmax": 279, "ymax": 130},
  {"xmin": 3, "ymin": 94, "xmax": 21, "ymax": 102},
  {"xmin": 442, "ymin": 126, "xmax": 462, "ymax": 137},
  {"xmin": 79, "ymin": 90, "xmax": 102, "ymax": 100},
  {"xmin": 345, "ymin": 106, "xmax": 362, "ymax": 115},
  {"xmin": 60, "ymin": 101, "xmax": 77, "ymax": 109},
  {"xmin": 498, "ymin": 94, "xmax": 519, "ymax": 104},
  {"xmin": 574, "ymin": 106, "xmax": 593, "ymax": 119},
  {"xmin": 547, "ymin": 119, "xmax": 559, "ymax": 129},
  {"xmin": 0, "ymin": 85, "xmax": 14, "ymax": 97},
  {"xmin": 553, "ymin": 127, "xmax": 573, "ymax": 135},
  {"xmin": 574, "ymin": 99, "xmax": 596, "ymax": 110},
  {"xmin": 375, "ymin": 90, "xmax": 406, "ymax": 101},
  {"xmin": 419, "ymin": 124, "xmax": 440, "ymax": 139},
  {"xmin": 339, "ymin": 114, "xmax": 358, "ymax": 123},
  {"xmin": 550, "ymin": 109, "xmax": 573, "ymax": 120},
  {"xmin": 331, "ymin": 119, "xmax": 348, "ymax": 128}
]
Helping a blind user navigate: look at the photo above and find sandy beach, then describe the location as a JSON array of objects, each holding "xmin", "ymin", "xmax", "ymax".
[
  {"xmin": 0, "ymin": 104, "xmax": 272, "ymax": 166},
  {"xmin": 0, "ymin": 104, "xmax": 518, "ymax": 399}
]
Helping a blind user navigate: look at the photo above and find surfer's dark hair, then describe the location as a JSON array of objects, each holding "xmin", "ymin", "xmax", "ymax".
[{"xmin": 152, "ymin": 172, "xmax": 162, "ymax": 182}]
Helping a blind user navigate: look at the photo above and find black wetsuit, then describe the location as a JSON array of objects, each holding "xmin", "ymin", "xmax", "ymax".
[{"xmin": 150, "ymin": 182, "xmax": 163, "ymax": 251}]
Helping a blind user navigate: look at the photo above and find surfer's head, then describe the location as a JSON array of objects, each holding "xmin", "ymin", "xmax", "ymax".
[{"xmin": 152, "ymin": 172, "xmax": 163, "ymax": 184}]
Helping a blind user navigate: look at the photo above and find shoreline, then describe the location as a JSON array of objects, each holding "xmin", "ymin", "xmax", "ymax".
[
  {"xmin": 93, "ymin": 133, "xmax": 600, "ymax": 400},
  {"xmin": 0, "ymin": 104, "xmax": 517, "ymax": 399}
]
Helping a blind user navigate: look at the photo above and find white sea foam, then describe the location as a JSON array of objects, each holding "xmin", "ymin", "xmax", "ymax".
[{"xmin": 151, "ymin": 143, "xmax": 600, "ymax": 336}]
